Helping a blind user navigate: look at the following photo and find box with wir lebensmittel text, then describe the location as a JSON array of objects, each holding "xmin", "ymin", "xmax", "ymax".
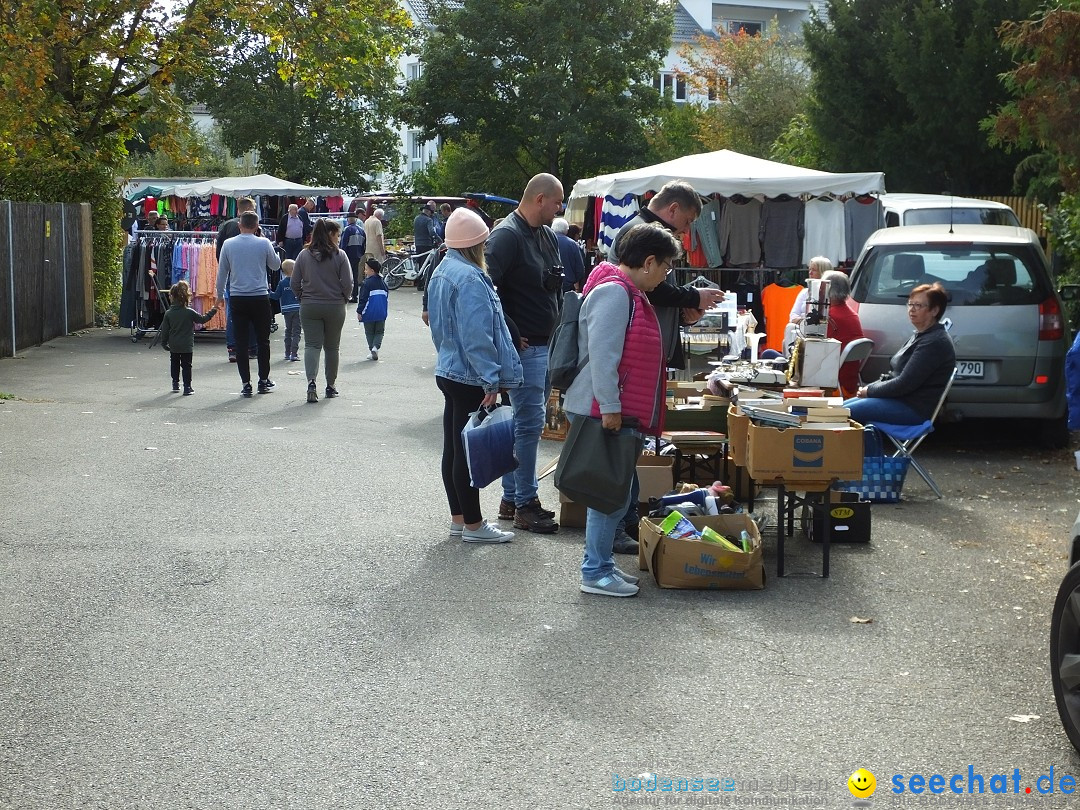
[
  {"xmin": 639, "ymin": 513, "xmax": 765, "ymax": 590},
  {"xmin": 745, "ymin": 420, "xmax": 863, "ymax": 483}
]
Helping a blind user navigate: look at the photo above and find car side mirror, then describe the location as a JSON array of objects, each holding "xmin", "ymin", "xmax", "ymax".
[{"xmin": 1059, "ymin": 284, "xmax": 1080, "ymax": 302}]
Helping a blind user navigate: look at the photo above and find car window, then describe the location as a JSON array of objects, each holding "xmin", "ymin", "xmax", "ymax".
[
  {"xmin": 852, "ymin": 245, "xmax": 1047, "ymax": 306},
  {"xmin": 903, "ymin": 208, "xmax": 1020, "ymax": 226}
]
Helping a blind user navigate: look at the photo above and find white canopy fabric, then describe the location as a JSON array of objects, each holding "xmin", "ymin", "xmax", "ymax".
[
  {"xmin": 158, "ymin": 173, "xmax": 341, "ymax": 198},
  {"xmin": 566, "ymin": 149, "xmax": 884, "ymax": 219}
]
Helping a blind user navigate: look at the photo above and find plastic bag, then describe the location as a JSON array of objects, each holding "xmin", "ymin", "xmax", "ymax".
[{"xmin": 461, "ymin": 405, "xmax": 518, "ymax": 488}]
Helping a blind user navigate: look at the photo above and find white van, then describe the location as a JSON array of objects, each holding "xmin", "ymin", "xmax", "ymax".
[{"xmin": 882, "ymin": 193, "xmax": 1020, "ymax": 228}]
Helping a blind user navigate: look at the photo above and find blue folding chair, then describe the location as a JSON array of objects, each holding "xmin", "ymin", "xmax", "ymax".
[{"xmin": 869, "ymin": 368, "xmax": 958, "ymax": 499}]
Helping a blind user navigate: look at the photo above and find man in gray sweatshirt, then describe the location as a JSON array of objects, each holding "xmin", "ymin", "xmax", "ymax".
[{"xmin": 216, "ymin": 212, "xmax": 281, "ymax": 396}]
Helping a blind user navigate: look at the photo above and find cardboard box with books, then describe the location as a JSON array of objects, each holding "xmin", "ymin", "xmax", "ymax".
[
  {"xmin": 745, "ymin": 420, "xmax": 863, "ymax": 484},
  {"xmin": 639, "ymin": 512, "xmax": 765, "ymax": 590}
]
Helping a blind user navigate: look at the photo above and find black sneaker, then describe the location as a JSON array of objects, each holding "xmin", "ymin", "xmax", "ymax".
[
  {"xmin": 183, "ymin": 386, "xmax": 194, "ymax": 396},
  {"xmin": 513, "ymin": 504, "xmax": 559, "ymax": 534},
  {"xmin": 257, "ymin": 379, "xmax": 276, "ymax": 394},
  {"xmin": 612, "ymin": 531, "xmax": 639, "ymax": 555},
  {"xmin": 307, "ymin": 381, "xmax": 318, "ymax": 403},
  {"xmin": 498, "ymin": 499, "xmax": 517, "ymax": 521},
  {"xmin": 325, "ymin": 386, "xmax": 339, "ymax": 398},
  {"xmin": 172, "ymin": 381, "xmax": 180, "ymax": 392},
  {"xmin": 241, "ymin": 383, "xmax": 253, "ymax": 398},
  {"xmin": 520, "ymin": 497, "xmax": 556, "ymax": 520}
]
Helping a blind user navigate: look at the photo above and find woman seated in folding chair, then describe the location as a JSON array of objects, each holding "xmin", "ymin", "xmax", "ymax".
[{"xmin": 845, "ymin": 282, "xmax": 955, "ymax": 425}]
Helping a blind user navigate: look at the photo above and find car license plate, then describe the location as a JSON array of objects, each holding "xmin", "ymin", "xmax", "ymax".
[{"xmin": 956, "ymin": 360, "xmax": 984, "ymax": 378}]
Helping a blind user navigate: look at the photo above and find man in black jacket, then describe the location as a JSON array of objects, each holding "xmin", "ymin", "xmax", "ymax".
[
  {"xmin": 611, "ymin": 180, "xmax": 725, "ymax": 369},
  {"xmin": 486, "ymin": 173, "xmax": 565, "ymax": 534}
]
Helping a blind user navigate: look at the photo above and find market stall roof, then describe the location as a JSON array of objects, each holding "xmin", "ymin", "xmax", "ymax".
[
  {"xmin": 158, "ymin": 173, "xmax": 341, "ymax": 198},
  {"xmin": 567, "ymin": 149, "xmax": 885, "ymax": 205}
]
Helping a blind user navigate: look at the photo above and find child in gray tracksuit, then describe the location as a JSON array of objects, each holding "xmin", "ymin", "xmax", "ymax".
[{"xmin": 270, "ymin": 259, "xmax": 301, "ymax": 361}]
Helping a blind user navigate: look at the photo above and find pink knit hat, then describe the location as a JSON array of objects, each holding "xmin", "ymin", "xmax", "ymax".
[{"xmin": 444, "ymin": 208, "xmax": 490, "ymax": 249}]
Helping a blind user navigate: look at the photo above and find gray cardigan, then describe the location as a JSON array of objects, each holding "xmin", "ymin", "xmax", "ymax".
[
  {"xmin": 866, "ymin": 322, "xmax": 956, "ymax": 418},
  {"xmin": 563, "ymin": 283, "xmax": 631, "ymax": 417}
]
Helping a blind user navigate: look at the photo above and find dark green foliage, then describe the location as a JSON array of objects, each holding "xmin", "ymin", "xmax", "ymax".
[{"xmin": 804, "ymin": 0, "xmax": 1037, "ymax": 193}]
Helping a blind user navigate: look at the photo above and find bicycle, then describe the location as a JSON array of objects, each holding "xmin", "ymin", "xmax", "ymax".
[{"xmin": 381, "ymin": 245, "xmax": 443, "ymax": 291}]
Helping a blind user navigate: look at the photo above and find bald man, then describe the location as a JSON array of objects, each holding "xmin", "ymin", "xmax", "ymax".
[{"xmin": 485, "ymin": 172, "xmax": 565, "ymax": 534}]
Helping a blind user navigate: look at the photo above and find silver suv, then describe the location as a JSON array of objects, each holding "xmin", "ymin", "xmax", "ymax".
[{"xmin": 848, "ymin": 225, "xmax": 1069, "ymax": 445}]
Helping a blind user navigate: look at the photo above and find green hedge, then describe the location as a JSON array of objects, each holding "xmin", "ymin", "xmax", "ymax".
[{"xmin": 0, "ymin": 159, "xmax": 124, "ymax": 324}]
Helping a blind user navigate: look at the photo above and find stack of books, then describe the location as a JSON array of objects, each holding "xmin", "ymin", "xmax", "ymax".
[{"xmin": 739, "ymin": 396, "xmax": 853, "ymax": 429}]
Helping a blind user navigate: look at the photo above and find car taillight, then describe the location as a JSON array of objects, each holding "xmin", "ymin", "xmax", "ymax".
[{"xmin": 1039, "ymin": 297, "xmax": 1064, "ymax": 341}]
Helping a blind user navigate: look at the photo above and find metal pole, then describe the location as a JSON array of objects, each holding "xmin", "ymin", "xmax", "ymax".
[
  {"xmin": 60, "ymin": 205, "xmax": 68, "ymax": 334},
  {"xmin": 6, "ymin": 200, "xmax": 14, "ymax": 355}
]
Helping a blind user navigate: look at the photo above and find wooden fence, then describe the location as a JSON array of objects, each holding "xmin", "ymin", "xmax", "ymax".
[{"xmin": 0, "ymin": 200, "xmax": 94, "ymax": 358}]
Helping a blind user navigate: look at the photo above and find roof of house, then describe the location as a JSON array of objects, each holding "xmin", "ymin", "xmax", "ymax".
[
  {"xmin": 673, "ymin": 2, "xmax": 714, "ymax": 43},
  {"xmin": 405, "ymin": 0, "xmax": 462, "ymax": 30}
]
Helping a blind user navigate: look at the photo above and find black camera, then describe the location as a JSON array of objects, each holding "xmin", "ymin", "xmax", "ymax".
[{"xmin": 542, "ymin": 265, "xmax": 564, "ymax": 293}]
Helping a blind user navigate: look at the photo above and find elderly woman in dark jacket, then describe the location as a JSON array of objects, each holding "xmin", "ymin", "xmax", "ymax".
[{"xmin": 845, "ymin": 282, "xmax": 955, "ymax": 425}]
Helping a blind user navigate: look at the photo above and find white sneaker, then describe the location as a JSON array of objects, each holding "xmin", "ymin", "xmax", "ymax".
[
  {"xmin": 449, "ymin": 522, "xmax": 464, "ymax": 537},
  {"xmin": 462, "ymin": 522, "xmax": 513, "ymax": 544},
  {"xmin": 370, "ymin": 348, "xmax": 379, "ymax": 361}
]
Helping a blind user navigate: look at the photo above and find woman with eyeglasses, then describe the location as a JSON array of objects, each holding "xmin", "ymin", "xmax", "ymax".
[{"xmin": 845, "ymin": 282, "xmax": 955, "ymax": 425}]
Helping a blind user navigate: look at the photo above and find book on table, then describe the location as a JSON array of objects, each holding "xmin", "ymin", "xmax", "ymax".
[{"xmin": 662, "ymin": 430, "xmax": 726, "ymax": 444}]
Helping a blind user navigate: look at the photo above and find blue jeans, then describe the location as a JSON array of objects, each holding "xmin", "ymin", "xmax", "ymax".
[
  {"xmin": 502, "ymin": 345, "xmax": 548, "ymax": 506},
  {"xmin": 844, "ymin": 396, "xmax": 925, "ymax": 425}
]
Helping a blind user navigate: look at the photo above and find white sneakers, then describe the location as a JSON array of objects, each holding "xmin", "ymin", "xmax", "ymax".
[{"xmin": 461, "ymin": 522, "xmax": 514, "ymax": 544}]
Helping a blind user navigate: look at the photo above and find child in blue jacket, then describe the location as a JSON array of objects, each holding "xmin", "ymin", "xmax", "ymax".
[
  {"xmin": 270, "ymin": 259, "xmax": 301, "ymax": 361},
  {"xmin": 357, "ymin": 258, "xmax": 389, "ymax": 360}
]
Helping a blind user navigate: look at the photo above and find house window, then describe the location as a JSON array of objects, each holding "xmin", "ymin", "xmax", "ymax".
[
  {"xmin": 408, "ymin": 130, "xmax": 424, "ymax": 172},
  {"xmin": 407, "ymin": 61, "xmax": 422, "ymax": 82},
  {"xmin": 727, "ymin": 20, "xmax": 763, "ymax": 37},
  {"xmin": 653, "ymin": 72, "xmax": 687, "ymax": 102}
]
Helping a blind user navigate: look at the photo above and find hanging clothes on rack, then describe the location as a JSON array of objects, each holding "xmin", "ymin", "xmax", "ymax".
[
  {"xmin": 759, "ymin": 195, "xmax": 805, "ymax": 269},
  {"xmin": 598, "ymin": 194, "xmax": 639, "ymax": 256},
  {"xmin": 719, "ymin": 195, "xmax": 762, "ymax": 266},
  {"xmin": 845, "ymin": 195, "xmax": 884, "ymax": 261},
  {"xmin": 691, "ymin": 197, "xmax": 724, "ymax": 267},
  {"xmin": 761, "ymin": 277, "xmax": 803, "ymax": 353},
  {"xmin": 803, "ymin": 195, "xmax": 845, "ymax": 265}
]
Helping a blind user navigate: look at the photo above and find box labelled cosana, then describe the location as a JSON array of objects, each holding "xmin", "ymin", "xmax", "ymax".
[{"xmin": 745, "ymin": 421, "xmax": 863, "ymax": 484}]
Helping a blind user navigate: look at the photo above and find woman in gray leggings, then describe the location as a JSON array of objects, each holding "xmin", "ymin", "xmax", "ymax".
[{"xmin": 290, "ymin": 219, "xmax": 353, "ymax": 402}]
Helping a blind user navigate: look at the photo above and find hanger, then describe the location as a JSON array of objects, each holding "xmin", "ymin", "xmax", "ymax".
[
  {"xmin": 772, "ymin": 193, "xmax": 794, "ymax": 202},
  {"xmin": 689, "ymin": 274, "xmax": 721, "ymax": 289}
]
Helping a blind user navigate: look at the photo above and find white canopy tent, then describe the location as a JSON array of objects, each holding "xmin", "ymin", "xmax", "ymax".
[
  {"xmin": 157, "ymin": 173, "xmax": 341, "ymax": 199},
  {"xmin": 565, "ymin": 149, "xmax": 885, "ymax": 221}
]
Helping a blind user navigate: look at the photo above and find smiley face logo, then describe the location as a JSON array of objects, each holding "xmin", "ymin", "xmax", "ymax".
[{"xmin": 848, "ymin": 768, "xmax": 876, "ymax": 798}]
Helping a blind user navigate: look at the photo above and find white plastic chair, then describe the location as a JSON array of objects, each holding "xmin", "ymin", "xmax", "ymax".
[{"xmin": 869, "ymin": 368, "xmax": 958, "ymax": 499}]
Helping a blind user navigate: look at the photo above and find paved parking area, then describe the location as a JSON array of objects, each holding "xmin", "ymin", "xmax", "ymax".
[{"xmin": 2, "ymin": 288, "xmax": 1079, "ymax": 809}]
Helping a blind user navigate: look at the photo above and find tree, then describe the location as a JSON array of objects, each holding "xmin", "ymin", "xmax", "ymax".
[
  {"xmin": 184, "ymin": 39, "xmax": 403, "ymax": 188},
  {"xmin": 677, "ymin": 19, "xmax": 809, "ymax": 159},
  {"xmin": 986, "ymin": 3, "xmax": 1080, "ymax": 195},
  {"xmin": 401, "ymin": 0, "xmax": 672, "ymax": 189},
  {"xmin": 641, "ymin": 100, "xmax": 710, "ymax": 165},
  {"xmin": 804, "ymin": 0, "xmax": 1038, "ymax": 193}
]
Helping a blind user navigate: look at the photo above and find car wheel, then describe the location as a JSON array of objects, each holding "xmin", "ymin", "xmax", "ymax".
[
  {"xmin": 1038, "ymin": 416, "xmax": 1069, "ymax": 450},
  {"xmin": 1051, "ymin": 561, "xmax": 1080, "ymax": 753}
]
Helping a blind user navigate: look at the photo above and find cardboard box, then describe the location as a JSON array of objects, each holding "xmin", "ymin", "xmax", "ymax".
[
  {"xmin": 664, "ymin": 406, "xmax": 728, "ymax": 432},
  {"xmin": 727, "ymin": 405, "xmax": 749, "ymax": 467},
  {"xmin": 558, "ymin": 491, "xmax": 587, "ymax": 528},
  {"xmin": 637, "ymin": 455, "xmax": 675, "ymax": 502},
  {"xmin": 639, "ymin": 513, "xmax": 765, "ymax": 590},
  {"xmin": 807, "ymin": 491, "xmax": 872, "ymax": 544},
  {"xmin": 745, "ymin": 421, "xmax": 863, "ymax": 483},
  {"xmin": 542, "ymin": 389, "xmax": 568, "ymax": 441}
]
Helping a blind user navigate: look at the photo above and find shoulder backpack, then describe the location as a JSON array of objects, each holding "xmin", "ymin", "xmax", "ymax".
[{"xmin": 548, "ymin": 280, "xmax": 633, "ymax": 390}]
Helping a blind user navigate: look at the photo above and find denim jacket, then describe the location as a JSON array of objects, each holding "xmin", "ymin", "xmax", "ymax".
[{"xmin": 428, "ymin": 249, "xmax": 524, "ymax": 393}]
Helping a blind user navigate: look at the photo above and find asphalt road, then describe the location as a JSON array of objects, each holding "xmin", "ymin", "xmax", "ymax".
[{"xmin": 2, "ymin": 287, "xmax": 1079, "ymax": 810}]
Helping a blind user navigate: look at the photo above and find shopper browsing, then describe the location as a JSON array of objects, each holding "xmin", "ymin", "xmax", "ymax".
[
  {"xmin": 270, "ymin": 259, "xmax": 301, "ymax": 362},
  {"xmin": 291, "ymin": 219, "xmax": 352, "ymax": 402},
  {"xmin": 427, "ymin": 208, "xmax": 524, "ymax": 544},
  {"xmin": 563, "ymin": 224, "xmax": 678, "ymax": 597},
  {"xmin": 215, "ymin": 211, "xmax": 280, "ymax": 397},
  {"xmin": 159, "ymin": 280, "xmax": 218, "ymax": 395},
  {"xmin": 357, "ymin": 258, "xmax": 389, "ymax": 361}
]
